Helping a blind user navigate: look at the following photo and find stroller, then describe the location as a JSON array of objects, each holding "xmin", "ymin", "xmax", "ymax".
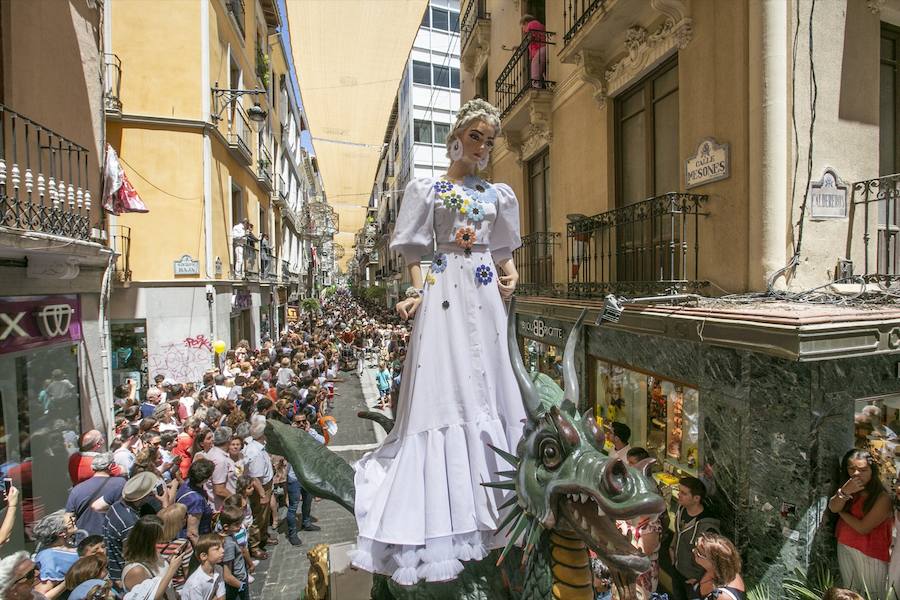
[{"xmin": 339, "ymin": 345, "xmax": 358, "ymax": 372}]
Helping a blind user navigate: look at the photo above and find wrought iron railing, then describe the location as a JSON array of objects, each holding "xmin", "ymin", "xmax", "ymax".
[
  {"xmin": 260, "ymin": 247, "xmax": 275, "ymax": 280},
  {"xmin": 514, "ymin": 232, "xmax": 560, "ymax": 296},
  {"xmin": 563, "ymin": 0, "xmax": 605, "ymax": 46},
  {"xmin": 851, "ymin": 175, "xmax": 900, "ymax": 279},
  {"xmin": 228, "ymin": 0, "xmax": 246, "ymax": 37},
  {"xmin": 104, "ymin": 54, "xmax": 123, "ymax": 115},
  {"xmin": 232, "ymin": 237, "xmax": 258, "ymax": 279},
  {"xmin": 461, "ymin": 0, "xmax": 490, "ymax": 51},
  {"xmin": 257, "ymin": 145, "xmax": 273, "ymax": 188},
  {"xmin": 566, "ymin": 193, "xmax": 707, "ymax": 297},
  {"xmin": 495, "ymin": 31, "xmax": 555, "ymax": 119},
  {"xmin": 224, "ymin": 103, "xmax": 252, "ymax": 163},
  {"xmin": 0, "ymin": 105, "xmax": 94, "ymax": 241},
  {"xmin": 109, "ymin": 224, "xmax": 132, "ymax": 283}
]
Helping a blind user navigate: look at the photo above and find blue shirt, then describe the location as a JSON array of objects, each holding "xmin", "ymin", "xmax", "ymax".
[
  {"xmin": 176, "ymin": 481, "xmax": 213, "ymax": 536},
  {"xmin": 375, "ymin": 370, "xmax": 391, "ymax": 391},
  {"xmin": 103, "ymin": 500, "xmax": 141, "ymax": 582},
  {"xmin": 34, "ymin": 547, "xmax": 79, "ymax": 582},
  {"xmin": 65, "ymin": 475, "xmax": 126, "ymax": 536}
]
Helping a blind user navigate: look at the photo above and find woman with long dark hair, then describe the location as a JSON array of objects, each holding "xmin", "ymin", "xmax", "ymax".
[{"xmin": 829, "ymin": 449, "xmax": 892, "ymax": 599}]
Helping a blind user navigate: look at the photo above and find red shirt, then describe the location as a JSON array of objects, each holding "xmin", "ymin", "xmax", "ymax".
[
  {"xmin": 836, "ymin": 494, "xmax": 892, "ymax": 562},
  {"xmin": 68, "ymin": 453, "xmax": 122, "ymax": 485},
  {"xmin": 525, "ymin": 20, "xmax": 546, "ymax": 59}
]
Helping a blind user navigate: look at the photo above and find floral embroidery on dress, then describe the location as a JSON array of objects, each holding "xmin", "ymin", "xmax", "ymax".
[
  {"xmin": 433, "ymin": 180, "xmax": 453, "ymax": 194},
  {"xmin": 425, "ymin": 273, "xmax": 436, "ymax": 285},
  {"xmin": 462, "ymin": 176, "xmax": 498, "ymax": 205},
  {"xmin": 474, "ymin": 264, "xmax": 494, "ymax": 285},
  {"xmin": 455, "ymin": 226, "xmax": 476, "ymax": 249},
  {"xmin": 431, "ymin": 253, "xmax": 448, "ymax": 273},
  {"xmin": 458, "ymin": 199, "xmax": 471, "ymax": 215},
  {"xmin": 441, "ymin": 190, "xmax": 465, "ymax": 211},
  {"xmin": 467, "ymin": 202, "xmax": 486, "ymax": 222}
]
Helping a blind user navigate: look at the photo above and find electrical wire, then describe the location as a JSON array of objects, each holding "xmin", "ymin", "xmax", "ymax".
[{"xmin": 118, "ymin": 155, "xmax": 201, "ymax": 201}]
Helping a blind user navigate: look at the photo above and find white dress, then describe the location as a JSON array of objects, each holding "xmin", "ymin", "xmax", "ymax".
[{"xmin": 351, "ymin": 176, "xmax": 527, "ymax": 585}]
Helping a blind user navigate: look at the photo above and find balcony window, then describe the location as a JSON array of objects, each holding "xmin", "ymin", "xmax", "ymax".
[
  {"xmin": 432, "ymin": 7, "xmax": 449, "ymax": 31},
  {"xmin": 615, "ymin": 57, "xmax": 679, "ymax": 206},
  {"xmin": 434, "ymin": 122, "xmax": 450, "ymax": 145},
  {"xmin": 528, "ymin": 149, "xmax": 550, "ymax": 233}
]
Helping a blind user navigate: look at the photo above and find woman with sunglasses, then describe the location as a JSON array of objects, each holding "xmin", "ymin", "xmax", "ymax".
[
  {"xmin": 0, "ymin": 552, "xmax": 44, "ymax": 600},
  {"xmin": 829, "ymin": 449, "xmax": 892, "ymax": 599},
  {"xmin": 691, "ymin": 533, "xmax": 745, "ymax": 599}
]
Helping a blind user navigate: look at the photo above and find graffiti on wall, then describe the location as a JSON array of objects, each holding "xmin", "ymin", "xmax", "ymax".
[{"xmin": 148, "ymin": 334, "xmax": 212, "ymax": 383}]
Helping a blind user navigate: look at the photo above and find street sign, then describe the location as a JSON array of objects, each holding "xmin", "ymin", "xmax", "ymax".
[
  {"xmin": 685, "ymin": 138, "xmax": 730, "ymax": 189},
  {"xmin": 174, "ymin": 255, "xmax": 200, "ymax": 276},
  {"xmin": 809, "ymin": 168, "xmax": 848, "ymax": 219}
]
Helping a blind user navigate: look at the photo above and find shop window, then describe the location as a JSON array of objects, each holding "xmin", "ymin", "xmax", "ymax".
[
  {"xmin": 520, "ymin": 338, "xmax": 563, "ymax": 388},
  {"xmin": 0, "ymin": 345, "xmax": 82, "ymax": 552},
  {"xmin": 592, "ymin": 357, "xmax": 699, "ymax": 478},
  {"xmin": 853, "ymin": 394, "xmax": 900, "ymax": 489},
  {"xmin": 110, "ymin": 321, "xmax": 147, "ymax": 391}
]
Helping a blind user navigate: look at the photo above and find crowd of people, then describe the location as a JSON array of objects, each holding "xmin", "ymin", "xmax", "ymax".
[{"xmin": 0, "ymin": 291, "xmax": 413, "ymax": 600}]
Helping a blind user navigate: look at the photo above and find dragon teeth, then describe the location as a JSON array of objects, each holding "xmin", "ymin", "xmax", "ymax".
[
  {"xmin": 580, "ymin": 494, "xmax": 588, "ymax": 503},
  {"xmin": 597, "ymin": 505, "xmax": 605, "ymax": 517}
]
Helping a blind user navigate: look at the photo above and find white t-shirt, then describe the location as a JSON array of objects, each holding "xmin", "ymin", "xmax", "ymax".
[{"xmin": 180, "ymin": 565, "xmax": 225, "ymax": 600}]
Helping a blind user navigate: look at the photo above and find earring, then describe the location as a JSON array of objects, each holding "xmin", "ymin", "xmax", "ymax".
[
  {"xmin": 449, "ymin": 137, "xmax": 463, "ymax": 161},
  {"xmin": 477, "ymin": 153, "xmax": 490, "ymax": 171}
]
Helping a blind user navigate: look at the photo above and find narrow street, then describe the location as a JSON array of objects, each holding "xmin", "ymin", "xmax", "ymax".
[{"xmin": 250, "ymin": 366, "xmax": 387, "ymax": 599}]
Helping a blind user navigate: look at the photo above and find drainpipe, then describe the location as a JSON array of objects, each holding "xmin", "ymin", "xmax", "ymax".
[
  {"xmin": 748, "ymin": 0, "xmax": 789, "ymax": 290},
  {"xmin": 200, "ymin": 0, "xmax": 218, "ymax": 342}
]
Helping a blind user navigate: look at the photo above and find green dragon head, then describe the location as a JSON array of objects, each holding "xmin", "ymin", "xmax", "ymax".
[{"xmin": 490, "ymin": 299, "xmax": 666, "ymax": 577}]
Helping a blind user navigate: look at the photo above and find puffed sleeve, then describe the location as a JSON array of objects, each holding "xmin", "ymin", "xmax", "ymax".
[
  {"xmin": 490, "ymin": 183, "xmax": 522, "ymax": 262},
  {"xmin": 389, "ymin": 178, "xmax": 435, "ymax": 263}
]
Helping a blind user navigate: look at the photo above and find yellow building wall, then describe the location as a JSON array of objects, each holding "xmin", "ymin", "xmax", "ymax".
[
  {"xmin": 111, "ymin": 0, "xmax": 202, "ymax": 119},
  {"xmin": 107, "ymin": 123, "xmax": 205, "ymax": 281}
]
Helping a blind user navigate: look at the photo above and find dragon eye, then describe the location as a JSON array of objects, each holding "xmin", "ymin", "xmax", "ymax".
[{"xmin": 540, "ymin": 438, "xmax": 563, "ymax": 470}]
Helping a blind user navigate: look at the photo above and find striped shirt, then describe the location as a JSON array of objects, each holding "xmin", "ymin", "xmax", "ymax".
[{"xmin": 103, "ymin": 499, "xmax": 140, "ymax": 583}]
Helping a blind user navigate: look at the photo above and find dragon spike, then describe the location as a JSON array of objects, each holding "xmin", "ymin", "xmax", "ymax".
[
  {"xmin": 496, "ymin": 504, "xmax": 524, "ymax": 533},
  {"xmin": 498, "ymin": 495, "xmax": 519, "ymax": 511},
  {"xmin": 482, "ymin": 479, "xmax": 516, "ymax": 491},
  {"xmin": 494, "ymin": 469, "xmax": 517, "ymax": 480},
  {"xmin": 487, "ymin": 444, "xmax": 519, "ymax": 467},
  {"xmin": 507, "ymin": 297, "xmax": 543, "ymax": 421},
  {"xmin": 521, "ymin": 521, "xmax": 544, "ymax": 565},
  {"xmin": 561, "ymin": 308, "xmax": 588, "ymax": 416},
  {"xmin": 497, "ymin": 515, "xmax": 530, "ymax": 566}
]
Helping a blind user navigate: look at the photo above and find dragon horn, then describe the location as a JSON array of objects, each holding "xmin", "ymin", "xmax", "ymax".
[
  {"xmin": 562, "ymin": 309, "xmax": 587, "ymax": 415},
  {"xmin": 507, "ymin": 297, "xmax": 542, "ymax": 420}
]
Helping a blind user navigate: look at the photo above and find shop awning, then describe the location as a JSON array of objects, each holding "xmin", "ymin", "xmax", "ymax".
[{"xmin": 285, "ymin": 0, "xmax": 427, "ymax": 270}]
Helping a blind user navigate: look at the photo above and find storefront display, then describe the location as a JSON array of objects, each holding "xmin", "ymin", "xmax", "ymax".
[
  {"xmin": 110, "ymin": 320, "xmax": 147, "ymax": 390},
  {"xmin": 853, "ymin": 394, "xmax": 900, "ymax": 489},
  {"xmin": 520, "ymin": 338, "xmax": 563, "ymax": 387},
  {"xmin": 592, "ymin": 357, "xmax": 699, "ymax": 479},
  {"xmin": 0, "ymin": 295, "xmax": 83, "ymax": 552}
]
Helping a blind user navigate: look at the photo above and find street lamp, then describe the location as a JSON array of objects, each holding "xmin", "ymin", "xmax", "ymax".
[{"xmin": 210, "ymin": 86, "xmax": 268, "ymax": 123}]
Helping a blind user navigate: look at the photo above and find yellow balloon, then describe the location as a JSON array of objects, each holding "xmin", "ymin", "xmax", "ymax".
[{"xmin": 212, "ymin": 340, "xmax": 226, "ymax": 354}]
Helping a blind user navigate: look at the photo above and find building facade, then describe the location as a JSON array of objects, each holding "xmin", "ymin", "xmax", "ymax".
[
  {"xmin": 105, "ymin": 0, "xmax": 324, "ymax": 388},
  {"xmin": 356, "ymin": 0, "xmax": 461, "ymax": 305},
  {"xmin": 450, "ymin": 0, "xmax": 900, "ymax": 592},
  {"xmin": 0, "ymin": 0, "xmax": 114, "ymax": 551}
]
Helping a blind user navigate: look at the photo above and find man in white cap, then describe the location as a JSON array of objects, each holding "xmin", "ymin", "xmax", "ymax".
[
  {"xmin": 103, "ymin": 471, "xmax": 170, "ymax": 586},
  {"xmin": 64, "ymin": 453, "xmax": 126, "ymax": 537}
]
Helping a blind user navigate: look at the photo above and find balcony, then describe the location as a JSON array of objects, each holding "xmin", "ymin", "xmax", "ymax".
[
  {"xmin": 558, "ymin": 1, "xmax": 693, "ymax": 105},
  {"xmin": 277, "ymin": 173, "xmax": 287, "ymax": 199},
  {"xmin": 495, "ymin": 32, "xmax": 555, "ymax": 162},
  {"xmin": 224, "ymin": 103, "xmax": 252, "ymax": 165},
  {"xmin": 566, "ymin": 193, "xmax": 708, "ymax": 297},
  {"xmin": 231, "ymin": 237, "xmax": 258, "ymax": 280},
  {"xmin": 109, "ymin": 224, "xmax": 132, "ymax": 284},
  {"xmin": 0, "ymin": 105, "xmax": 95, "ymax": 242},
  {"xmin": 496, "ymin": 31, "xmax": 555, "ymax": 120},
  {"xmin": 281, "ymin": 259, "xmax": 290, "ymax": 284},
  {"xmin": 850, "ymin": 175, "xmax": 900, "ymax": 281},
  {"xmin": 104, "ymin": 54, "xmax": 123, "ymax": 116},
  {"xmin": 257, "ymin": 146, "xmax": 273, "ymax": 191},
  {"xmin": 460, "ymin": 0, "xmax": 490, "ymax": 73},
  {"xmin": 260, "ymin": 247, "xmax": 275, "ymax": 282},
  {"xmin": 514, "ymin": 232, "xmax": 560, "ymax": 296}
]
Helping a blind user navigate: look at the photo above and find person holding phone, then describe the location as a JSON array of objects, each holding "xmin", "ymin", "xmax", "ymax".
[
  {"xmin": 121, "ymin": 515, "xmax": 187, "ymax": 600},
  {"xmin": 0, "ymin": 481, "xmax": 20, "ymax": 547}
]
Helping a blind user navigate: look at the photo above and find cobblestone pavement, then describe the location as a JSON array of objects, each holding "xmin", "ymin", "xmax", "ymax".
[{"xmin": 251, "ymin": 364, "xmax": 389, "ymax": 599}]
